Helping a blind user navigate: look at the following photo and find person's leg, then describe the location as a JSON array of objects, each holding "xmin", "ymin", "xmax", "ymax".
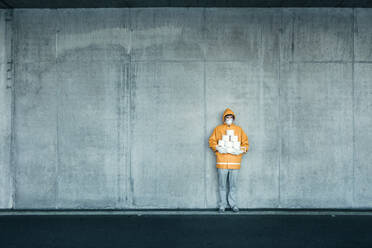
[
  {"xmin": 217, "ymin": 168, "xmax": 228, "ymax": 208},
  {"xmin": 227, "ymin": 169, "xmax": 239, "ymax": 208}
]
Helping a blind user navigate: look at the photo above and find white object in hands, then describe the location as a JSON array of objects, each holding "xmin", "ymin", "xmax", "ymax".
[
  {"xmin": 217, "ymin": 146, "xmax": 227, "ymax": 154},
  {"xmin": 230, "ymin": 149, "xmax": 238, "ymax": 155},
  {"xmin": 227, "ymin": 147, "xmax": 234, "ymax": 153},
  {"xmin": 233, "ymin": 141, "xmax": 240, "ymax": 149},
  {"xmin": 216, "ymin": 130, "xmax": 243, "ymax": 155},
  {"xmin": 226, "ymin": 130, "xmax": 234, "ymax": 136},
  {"xmin": 231, "ymin": 149, "xmax": 243, "ymax": 155},
  {"xmin": 225, "ymin": 141, "xmax": 233, "ymax": 148}
]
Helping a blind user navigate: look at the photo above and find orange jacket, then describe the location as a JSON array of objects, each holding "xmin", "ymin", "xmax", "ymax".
[{"xmin": 208, "ymin": 108, "xmax": 249, "ymax": 169}]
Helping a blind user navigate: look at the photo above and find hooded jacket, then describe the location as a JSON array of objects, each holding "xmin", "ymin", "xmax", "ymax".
[{"xmin": 208, "ymin": 108, "xmax": 249, "ymax": 169}]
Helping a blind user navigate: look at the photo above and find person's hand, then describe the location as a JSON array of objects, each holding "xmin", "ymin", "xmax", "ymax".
[
  {"xmin": 217, "ymin": 146, "xmax": 226, "ymax": 154},
  {"xmin": 231, "ymin": 149, "xmax": 243, "ymax": 155}
]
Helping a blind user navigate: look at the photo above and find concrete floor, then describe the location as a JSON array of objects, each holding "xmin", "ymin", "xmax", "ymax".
[
  {"xmin": 2, "ymin": 209, "xmax": 372, "ymax": 216},
  {"xmin": 1, "ymin": 211, "xmax": 372, "ymax": 248},
  {"xmin": 1, "ymin": 0, "xmax": 372, "ymax": 8}
]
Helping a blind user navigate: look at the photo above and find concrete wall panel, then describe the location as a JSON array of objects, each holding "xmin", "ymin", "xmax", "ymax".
[
  {"xmin": 280, "ymin": 63, "xmax": 354, "ymax": 208},
  {"xmin": 286, "ymin": 8, "xmax": 353, "ymax": 62},
  {"xmin": 54, "ymin": 9, "xmax": 130, "ymax": 209},
  {"xmin": 355, "ymin": 9, "xmax": 372, "ymax": 62},
  {"xmin": 56, "ymin": 61, "xmax": 127, "ymax": 208},
  {"xmin": 0, "ymin": 10, "xmax": 12, "ymax": 209},
  {"xmin": 13, "ymin": 9, "xmax": 132, "ymax": 209},
  {"xmin": 205, "ymin": 9, "xmax": 281, "ymax": 208},
  {"xmin": 14, "ymin": 62, "xmax": 58, "ymax": 208},
  {"xmin": 131, "ymin": 62, "xmax": 205, "ymax": 208},
  {"xmin": 0, "ymin": 10, "xmax": 5, "ymax": 59},
  {"xmin": 206, "ymin": 61, "xmax": 280, "ymax": 208},
  {"xmin": 131, "ymin": 8, "xmax": 204, "ymax": 61},
  {"xmin": 13, "ymin": 10, "xmax": 56, "ymax": 63},
  {"xmin": 6, "ymin": 8, "xmax": 372, "ymax": 209},
  {"xmin": 56, "ymin": 9, "xmax": 130, "ymax": 63},
  {"xmin": 205, "ymin": 8, "xmax": 280, "ymax": 61},
  {"xmin": 354, "ymin": 64, "xmax": 372, "ymax": 207},
  {"xmin": 13, "ymin": 10, "xmax": 57, "ymax": 208}
]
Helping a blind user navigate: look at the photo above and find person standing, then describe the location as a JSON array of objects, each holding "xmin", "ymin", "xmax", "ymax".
[{"xmin": 208, "ymin": 108, "xmax": 249, "ymax": 213}]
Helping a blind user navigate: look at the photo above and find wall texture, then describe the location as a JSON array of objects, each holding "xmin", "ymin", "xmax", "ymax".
[
  {"xmin": 2, "ymin": 8, "xmax": 372, "ymax": 209},
  {"xmin": 0, "ymin": 10, "xmax": 13, "ymax": 209}
]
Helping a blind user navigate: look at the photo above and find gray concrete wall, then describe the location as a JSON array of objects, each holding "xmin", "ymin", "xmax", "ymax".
[
  {"xmin": 2, "ymin": 8, "xmax": 372, "ymax": 209},
  {"xmin": 0, "ymin": 10, "xmax": 13, "ymax": 209}
]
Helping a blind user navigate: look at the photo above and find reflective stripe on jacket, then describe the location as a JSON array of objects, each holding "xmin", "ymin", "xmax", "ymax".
[{"xmin": 208, "ymin": 108, "xmax": 249, "ymax": 170}]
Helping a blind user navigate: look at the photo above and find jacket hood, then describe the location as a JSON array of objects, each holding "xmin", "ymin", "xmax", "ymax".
[{"xmin": 222, "ymin": 108, "xmax": 235, "ymax": 123}]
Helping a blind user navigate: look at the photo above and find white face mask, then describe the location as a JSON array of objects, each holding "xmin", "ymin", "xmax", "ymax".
[{"xmin": 225, "ymin": 119, "xmax": 233, "ymax": 125}]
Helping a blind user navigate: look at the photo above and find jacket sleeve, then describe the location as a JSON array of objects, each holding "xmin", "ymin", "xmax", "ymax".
[
  {"xmin": 240, "ymin": 128, "xmax": 249, "ymax": 153},
  {"xmin": 209, "ymin": 128, "xmax": 218, "ymax": 152}
]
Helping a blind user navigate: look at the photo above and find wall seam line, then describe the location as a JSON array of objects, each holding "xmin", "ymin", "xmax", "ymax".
[
  {"xmin": 351, "ymin": 7, "xmax": 356, "ymax": 208},
  {"xmin": 117, "ymin": 61, "xmax": 122, "ymax": 208},
  {"xmin": 128, "ymin": 7, "xmax": 134, "ymax": 208},
  {"xmin": 7, "ymin": 9, "xmax": 16, "ymax": 210},
  {"xmin": 203, "ymin": 7, "xmax": 207, "ymax": 209},
  {"xmin": 55, "ymin": 10, "xmax": 60, "ymax": 209},
  {"xmin": 278, "ymin": 8, "xmax": 282, "ymax": 208}
]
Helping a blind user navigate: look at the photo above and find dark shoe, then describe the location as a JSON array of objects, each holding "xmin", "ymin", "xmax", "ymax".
[
  {"xmin": 232, "ymin": 206, "xmax": 239, "ymax": 213},
  {"xmin": 218, "ymin": 207, "xmax": 225, "ymax": 213}
]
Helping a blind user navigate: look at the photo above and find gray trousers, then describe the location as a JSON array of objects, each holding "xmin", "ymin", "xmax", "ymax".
[{"xmin": 217, "ymin": 168, "xmax": 239, "ymax": 208}]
